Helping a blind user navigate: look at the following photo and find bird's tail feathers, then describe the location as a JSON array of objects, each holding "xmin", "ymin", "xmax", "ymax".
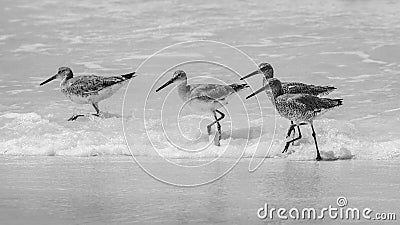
[
  {"xmin": 320, "ymin": 85, "xmax": 337, "ymax": 95},
  {"xmin": 121, "ymin": 72, "xmax": 136, "ymax": 80},
  {"xmin": 326, "ymin": 98, "xmax": 343, "ymax": 108},
  {"xmin": 333, "ymin": 98, "xmax": 343, "ymax": 106},
  {"xmin": 229, "ymin": 83, "xmax": 249, "ymax": 92}
]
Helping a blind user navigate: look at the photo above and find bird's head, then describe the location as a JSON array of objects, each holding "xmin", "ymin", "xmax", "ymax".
[
  {"xmin": 240, "ymin": 62, "xmax": 274, "ymax": 81},
  {"xmin": 258, "ymin": 63, "xmax": 274, "ymax": 78},
  {"xmin": 40, "ymin": 67, "xmax": 74, "ymax": 86},
  {"xmin": 246, "ymin": 78, "xmax": 282, "ymax": 99},
  {"xmin": 155, "ymin": 70, "xmax": 187, "ymax": 92},
  {"xmin": 265, "ymin": 77, "xmax": 281, "ymax": 89}
]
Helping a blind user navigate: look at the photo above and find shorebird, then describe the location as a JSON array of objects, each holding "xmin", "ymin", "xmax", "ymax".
[
  {"xmin": 156, "ymin": 70, "xmax": 248, "ymax": 146},
  {"xmin": 241, "ymin": 62, "xmax": 336, "ymax": 142},
  {"xmin": 40, "ymin": 67, "xmax": 136, "ymax": 121},
  {"xmin": 246, "ymin": 78, "xmax": 343, "ymax": 160},
  {"xmin": 240, "ymin": 63, "xmax": 336, "ymax": 96}
]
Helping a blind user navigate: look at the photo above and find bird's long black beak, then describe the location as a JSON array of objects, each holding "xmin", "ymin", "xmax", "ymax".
[
  {"xmin": 240, "ymin": 69, "xmax": 261, "ymax": 80},
  {"xmin": 155, "ymin": 78, "xmax": 175, "ymax": 92},
  {"xmin": 40, "ymin": 74, "xmax": 58, "ymax": 86},
  {"xmin": 246, "ymin": 85, "xmax": 269, "ymax": 99}
]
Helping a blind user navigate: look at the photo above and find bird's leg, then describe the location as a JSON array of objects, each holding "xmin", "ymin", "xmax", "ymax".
[
  {"xmin": 91, "ymin": 103, "xmax": 101, "ymax": 117},
  {"xmin": 212, "ymin": 111, "xmax": 220, "ymax": 146},
  {"xmin": 210, "ymin": 110, "xmax": 225, "ymax": 146},
  {"xmin": 207, "ymin": 111, "xmax": 217, "ymax": 135},
  {"xmin": 310, "ymin": 122, "xmax": 322, "ymax": 161},
  {"xmin": 215, "ymin": 110, "xmax": 223, "ymax": 141},
  {"xmin": 67, "ymin": 114, "xmax": 85, "ymax": 121},
  {"xmin": 214, "ymin": 110, "xmax": 225, "ymax": 146},
  {"xmin": 283, "ymin": 125, "xmax": 302, "ymax": 153},
  {"xmin": 290, "ymin": 121, "xmax": 296, "ymax": 145},
  {"xmin": 213, "ymin": 112, "xmax": 221, "ymax": 134},
  {"xmin": 215, "ymin": 110, "xmax": 225, "ymax": 133},
  {"xmin": 67, "ymin": 103, "xmax": 102, "ymax": 121},
  {"xmin": 207, "ymin": 110, "xmax": 225, "ymax": 136},
  {"xmin": 286, "ymin": 122, "xmax": 296, "ymax": 139},
  {"xmin": 289, "ymin": 122, "xmax": 308, "ymax": 145}
]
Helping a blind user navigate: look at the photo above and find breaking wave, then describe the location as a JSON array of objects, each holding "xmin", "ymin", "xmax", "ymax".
[{"xmin": 1, "ymin": 112, "xmax": 399, "ymax": 160}]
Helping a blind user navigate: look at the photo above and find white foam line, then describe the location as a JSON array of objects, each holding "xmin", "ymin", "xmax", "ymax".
[
  {"xmin": 6, "ymin": 89, "xmax": 34, "ymax": 94},
  {"xmin": 234, "ymin": 43, "xmax": 276, "ymax": 48},
  {"xmin": 384, "ymin": 108, "xmax": 400, "ymax": 113},
  {"xmin": 350, "ymin": 114, "xmax": 377, "ymax": 122},
  {"xmin": 0, "ymin": 34, "xmax": 14, "ymax": 41},
  {"xmin": 362, "ymin": 59, "xmax": 386, "ymax": 65},
  {"xmin": 12, "ymin": 43, "xmax": 51, "ymax": 53},
  {"xmin": 320, "ymin": 51, "xmax": 370, "ymax": 58},
  {"xmin": 320, "ymin": 51, "xmax": 388, "ymax": 65},
  {"xmin": 350, "ymin": 107, "xmax": 400, "ymax": 122}
]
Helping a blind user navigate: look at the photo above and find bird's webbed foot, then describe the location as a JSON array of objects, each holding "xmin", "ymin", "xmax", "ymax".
[{"xmin": 91, "ymin": 113, "xmax": 104, "ymax": 118}]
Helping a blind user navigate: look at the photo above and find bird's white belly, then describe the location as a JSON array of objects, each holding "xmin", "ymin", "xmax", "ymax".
[
  {"xmin": 91, "ymin": 86, "xmax": 119, "ymax": 102},
  {"xmin": 185, "ymin": 97, "xmax": 226, "ymax": 113},
  {"xmin": 67, "ymin": 94, "xmax": 91, "ymax": 104}
]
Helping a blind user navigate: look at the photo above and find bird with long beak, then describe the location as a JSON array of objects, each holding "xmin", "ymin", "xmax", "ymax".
[
  {"xmin": 156, "ymin": 70, "xmax": 249, "ymax": 146},
  {"xmin": 241, "ymin": 62, "xmax": 337, "ymax": 143},
  {"xmin": 40, "ymin": 67, "xmax": 136, "ymax": 121},
  {"xmin": 241, "ymin": 63, "xmax": 336, "ymax": 96},
  {"xmin": 246, "ymin": 78, "xmax": 343, "ymax": 160}
]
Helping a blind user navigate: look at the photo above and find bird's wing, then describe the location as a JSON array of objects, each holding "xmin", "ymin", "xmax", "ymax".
[
  {"xmin": 285, "ymin": 94, "xmax": 339, "ymax": 111},
  {"xmin": 282, "ymin": 82, "xmax": 336, "ymax": 96},
  {"xmin": 67, "ymin": 75, "xmax": 127, "ymax": 94},
  {"xmin": 190, "ymin": 84, "xmax": 235, "ymax": 100},
  {"xmin": 70, "ymin": 75, "xmax": 132, "ymax": 94},
  {"xmin": 283, "ymin": 82, "xmax": 313, "ymax": 93}
]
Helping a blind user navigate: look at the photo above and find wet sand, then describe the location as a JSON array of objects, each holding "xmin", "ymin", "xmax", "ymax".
[{"xmin": 1, "ymin": 156, "xmax": 398, "ymax": 224}]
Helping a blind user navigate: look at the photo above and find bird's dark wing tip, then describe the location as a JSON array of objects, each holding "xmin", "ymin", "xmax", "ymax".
[
  {"xmin": 327, "ymin": 86, "xmax": 337, "ymax": 90},
  {"xmin": 335, "ymin": 98, "xmax": 343, "ymax": 106},
  {"xmin": 230, "ymin": 83, "xmax": 249, "ymax": 92},
  {"xmin": 121, "ymin": 72, "xmax": 136, "ymax": 80}
]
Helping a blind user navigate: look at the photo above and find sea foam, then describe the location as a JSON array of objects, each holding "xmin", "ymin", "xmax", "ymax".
[{"xmin": 1, "ymin": 112, "xmax": 399, "ymax": 160}]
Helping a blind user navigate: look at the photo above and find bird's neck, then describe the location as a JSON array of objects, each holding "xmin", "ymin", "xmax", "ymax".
[
  {"xmin": 60, "ymin": 75, "xmax": 73, "ymax": 87},
  {"xmin": 177, "ymin": 80, "xmax": 190, "ymax": 100},
  {"xmin": 263, "ymin": 71, "xmax": 273, "ymax": 79},
  {"xmin": 270, "ymin": 86, "xmax": 283, "ymax": 102}
]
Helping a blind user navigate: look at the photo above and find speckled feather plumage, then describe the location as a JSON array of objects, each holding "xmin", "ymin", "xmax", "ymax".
[
  {"xmin": 275, "ymin": 94, "xmax": 342, "ymax": 122},
  {"xmin": 266, "ymin": 78, "xmax": 343, "ymax": 123},
  {"xmin": 262, "ymin": 77, "xmax": 336, "ymax": 97},
  {"xmin": 60, "ymin": 73, "xmax": 133, "ymax": 97}
]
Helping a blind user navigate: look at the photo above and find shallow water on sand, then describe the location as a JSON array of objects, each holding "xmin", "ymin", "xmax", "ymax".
[{"xmin": 1, "ymin": 157, "xmax": 399, "ymax": 225}]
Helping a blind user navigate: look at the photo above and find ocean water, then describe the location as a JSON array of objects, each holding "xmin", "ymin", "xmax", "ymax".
[{"xmin": 1, "ymin": 0, "xmax": 399, "ymax": 161}]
